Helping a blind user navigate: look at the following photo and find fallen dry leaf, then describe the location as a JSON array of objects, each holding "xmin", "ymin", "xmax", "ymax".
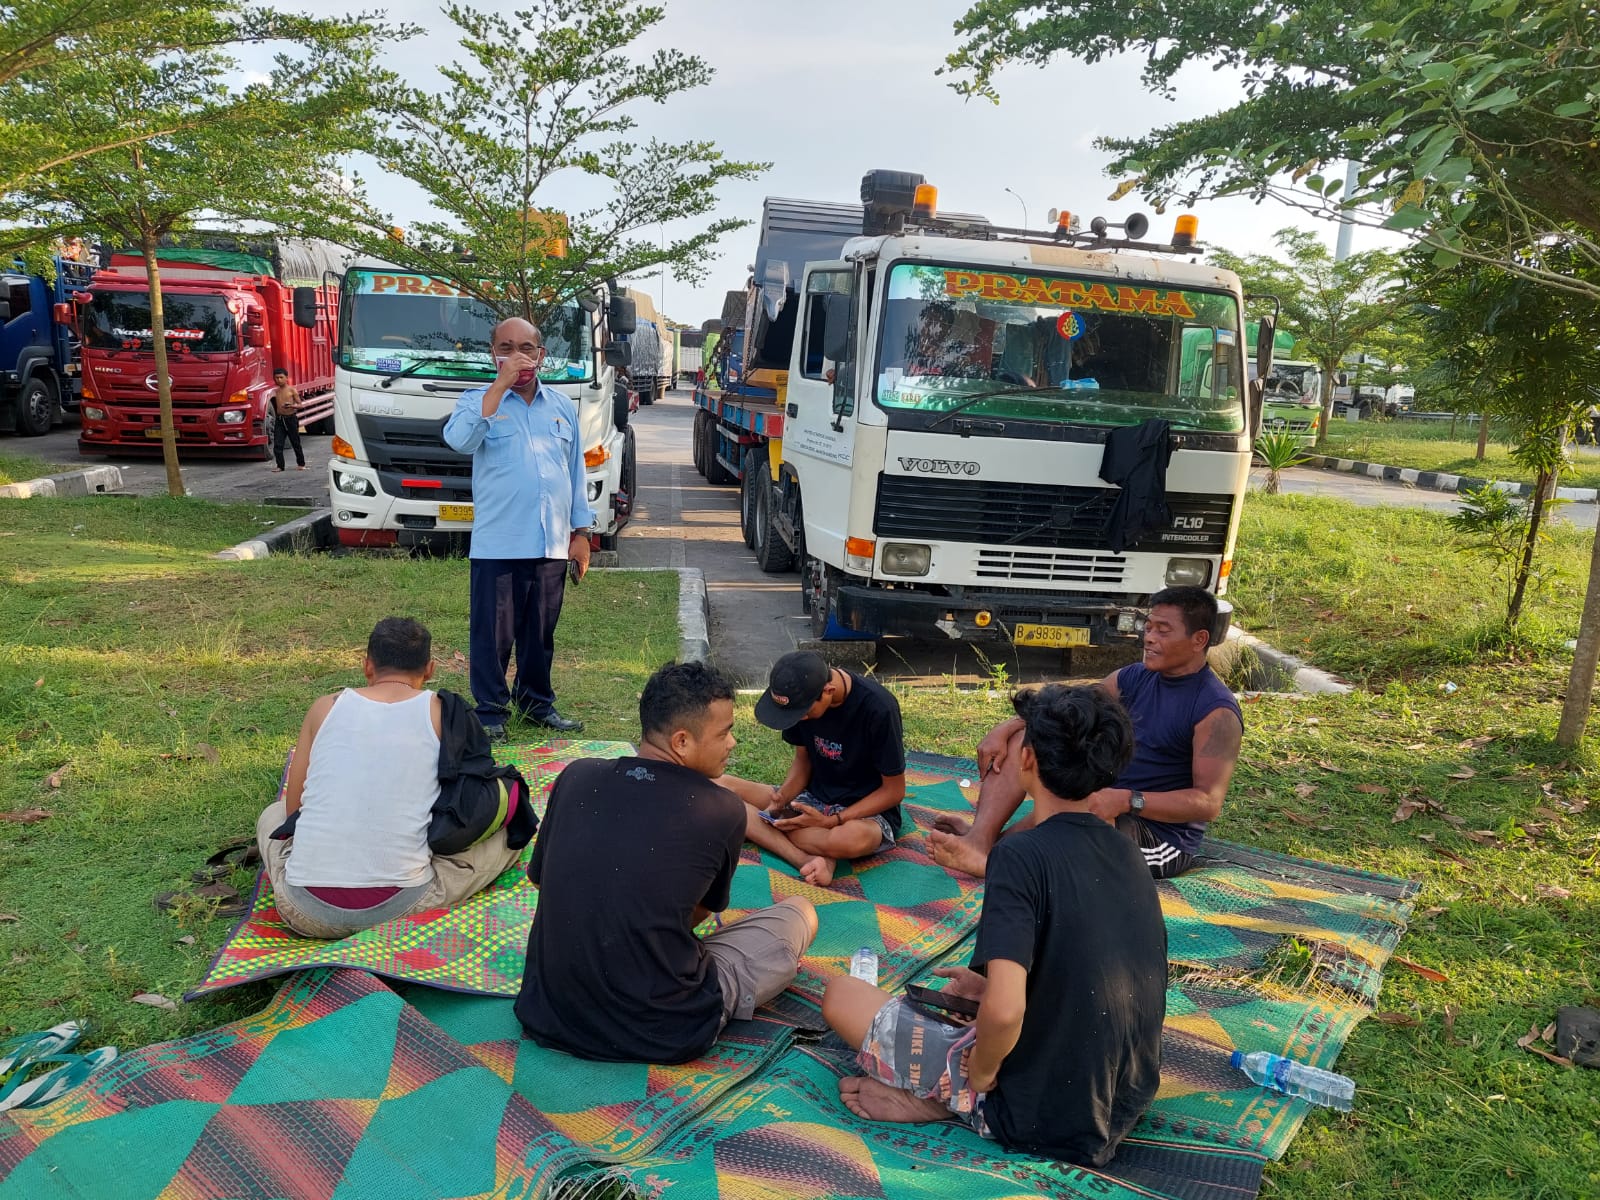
[
  {"xmin": 1535, "ymin": 884, "xmax": 1573, "ymax": 900},
  {"xmin": 1542, "ymin": 1021, "xmax": 1557, "ymax": 1044},
  {"xmin": 1457, "ymin": 735, "xmax": 1493, "ymax": 750},
  {"xmin": 1416, "ymin": 832, "xmax": 1436, "ymax": 842},
  {"xmin": 1294, "ymin": 782, "xmax": 1317, "ymax": 799},
  {"xmin": 1517, "ymin": 1024, "xmax": 1540, "ymax": 1049},
  {"xmin": 1316, "ymin": 760, "xmax": 1343, "ymax": 772},
  {"xmin": 0, "ymin": 808, "xmax": 50, "ymax": 823},
  {"xmin": 1429, "ymin": 844, "xmax": 1471, "ymax": 866},
  {"xmin": 0, "ymin": 913, "xmax": 19, "ymax": 923},
  {"xmin": 1392, "ymin": 955, "xmax": 1449, "ymax": 983},
  {"xmin": 1443, "ymin": 1005, "xmax": 1461, "ymax": 1045},
  {"xmin": 130, "ymin": 992, "xmax": 179, "ymax": 1012},
  {"xmin": 1533, "ymin": 806, "xmax": 1565, "ymax": 822},
  {"xmin": 1404, "ymin": 742, "xmax": 1429, "ymax": 751},
  {"xmin": 1374, "ymin": 1012, "xmax": 1422, "ymax": 1027},
  {"xmin": 1524, "ymin": 1045, "xmax": 1574, "ymax": 1067},
  {"xmin": 1439, "ymin": 812, "xmax": 1468, "ymax": 828},
  {"xmin": 1357, "ymin": 783, "xmax": 1390, "ymax": 795},
  {"xmin": 175, "ymin": 935, "xmax": 197, "ymax": 946},
  {"xmin": 1393, "ymin": 799, "xmax": 1422, "ymax": 822},
  {"xmin": 1447, "ymin": 767, "xmax": 1477, "ymax": 780},
  {"xmin": 1303, "ymin": 717, "xmax": 1321, "ymax": 726},
  {"xmin": 1420, "ymin": 906, "xmax": 1447, "ymax": 919},
  {"xmin": 195, "ymin": 743, "xmax": 220, "ymax": 764},
  {"xmin": 1278, "ymin": 809, "xmax": 1315, "ymax": 826},
  {"xmin": 1464, "ymin": 830, "xmax": 1500, "ymax": 846},
  {"xmin": 45, "ymin": 764, "xmax": 68, "ymax": 788}
]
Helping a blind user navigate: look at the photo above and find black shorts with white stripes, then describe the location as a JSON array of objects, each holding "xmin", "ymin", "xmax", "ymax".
[{"xmin": 1115, "ymin": 813, "xmax": 1197, "ymax": 880}]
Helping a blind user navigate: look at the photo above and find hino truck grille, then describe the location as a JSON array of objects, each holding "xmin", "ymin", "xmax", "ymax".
[
  {"xmin": 873, "ymin": 475, "xmax": 1233, "ymax": 554},
  {"xmin": 354, "ymin": 413, "xmax": 474, "ymax": 500}
]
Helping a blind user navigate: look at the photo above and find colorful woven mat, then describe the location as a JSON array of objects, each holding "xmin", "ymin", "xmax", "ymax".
[
  {"xmin": 185, "ymin": 741, "xmax": 632, "ymax": 1001},
  {"xmin": 576, "ymin": 1044, "xmax": 1267, "ymax": 1200},
  {"xmin": 0, "ymin": 969, "xmax": 793, "ymax": 1200}
]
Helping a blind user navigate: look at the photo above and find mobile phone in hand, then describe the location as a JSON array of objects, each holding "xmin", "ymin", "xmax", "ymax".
[{"xmin": 567, "ymin": 559, "xmax": 581, "ymax": 586}]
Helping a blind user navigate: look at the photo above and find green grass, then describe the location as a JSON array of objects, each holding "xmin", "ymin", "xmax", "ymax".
[
  {"xmin": 3, "ymin": 493, "xmax": 1599, "ymax": 1198},
  {"xmin": 0, "ymin": 496, "xmax": 680, "ymax": 1050},
  {"xmin": 0, "ymin": 448, "xmax": 68, "ymax": 486},
  {"xmin": 1317, "ymin": 419, "xmax": 1600, "ymax": 490}
]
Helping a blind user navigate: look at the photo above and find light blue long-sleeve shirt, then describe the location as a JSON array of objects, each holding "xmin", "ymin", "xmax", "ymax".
[{"xmin": 442, "ymin": 382, "xmax": 596, "ymax": 561}]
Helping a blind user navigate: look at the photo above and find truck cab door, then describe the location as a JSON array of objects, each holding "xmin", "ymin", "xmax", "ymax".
[{"xmin": 782, "ymin": 263, "xmax": 860, "ymax": 566}]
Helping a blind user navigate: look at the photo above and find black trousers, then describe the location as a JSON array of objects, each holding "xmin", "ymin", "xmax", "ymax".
[
  {"xmin": 468, "ymin": 557, "xmax": 568, "ymax": 727},
  {"xmin": 273, "ymin": 412, "xmax": 304, "ymax": 468}
]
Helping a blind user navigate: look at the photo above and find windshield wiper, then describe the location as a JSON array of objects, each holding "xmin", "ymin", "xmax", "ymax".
[
  {"xmin": 380, "ymin": 356, "xmax": 471, "ymax": 388},
  {"xmin": 926, "ymin": 386, "xmax": 1054, "ymax": 431}
]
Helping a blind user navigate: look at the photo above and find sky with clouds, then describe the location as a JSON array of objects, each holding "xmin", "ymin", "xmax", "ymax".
[{"xmin": 247, "ymin": 0, "xmax": 1400, "ymax": 324}]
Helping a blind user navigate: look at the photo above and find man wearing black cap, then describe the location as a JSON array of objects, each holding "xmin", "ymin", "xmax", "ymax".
[{"xmin": 716, "ymin": 651, "xmax": 907, "ymax": 887}]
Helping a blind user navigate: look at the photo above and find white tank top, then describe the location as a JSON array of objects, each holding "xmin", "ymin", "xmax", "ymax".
[{"xmin": 284, "ymin": 689, "xmax": 440, "ymax": 888}]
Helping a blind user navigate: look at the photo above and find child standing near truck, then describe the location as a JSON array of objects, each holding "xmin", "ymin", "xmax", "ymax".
[{"xmin": 269, "ymin": 368, "xmax": 305, "ymax": 471}]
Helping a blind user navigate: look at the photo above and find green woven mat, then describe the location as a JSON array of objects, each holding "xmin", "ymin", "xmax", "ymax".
[{"xmin": 186, "ymin": 740, "xmax": 632, "ymax": 1000}]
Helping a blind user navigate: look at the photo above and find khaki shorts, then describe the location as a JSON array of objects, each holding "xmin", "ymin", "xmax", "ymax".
[{"xmin": 704, "ymin": 901, "xmax": 811, "ymax": 1024}]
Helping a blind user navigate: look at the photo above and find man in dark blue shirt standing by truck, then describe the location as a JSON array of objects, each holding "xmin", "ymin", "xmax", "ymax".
[
  {"xmin": 929, "ymin": 586, "xmax": 1243, "ymax": 880},
  {"xmin": 443, "ymin": 316, "xmax": 594, "ymax": 740}
]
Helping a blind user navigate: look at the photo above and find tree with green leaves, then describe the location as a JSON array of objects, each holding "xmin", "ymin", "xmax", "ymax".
[
  {"xmin": 945, "ymin": 1, "xmax": 1600, "ymax": 301},
  {"xmin": 1, "ymin": 8, "xmax": 406, "ymax": 497},
  {"xmin": 1213, "ymin": 230, "xmax": 1407, "ymax": 448},
  {"xmin": 321, "ymin": 0, "xmax": 766, "ymax": 324}
]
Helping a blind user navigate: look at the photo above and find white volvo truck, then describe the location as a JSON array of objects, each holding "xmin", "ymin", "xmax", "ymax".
[
  {"xmin": 327, "ymin": 263, "xmax": 637, "ymax": 550},
  {"xmin": 694, "ymin": 169, "xmax": 1273, "ymax": 649}
]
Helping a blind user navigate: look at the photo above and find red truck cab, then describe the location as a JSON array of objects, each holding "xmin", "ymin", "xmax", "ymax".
[{"xmin": 73, "ymin": 244, "xmax": 337, "ymax": 458}]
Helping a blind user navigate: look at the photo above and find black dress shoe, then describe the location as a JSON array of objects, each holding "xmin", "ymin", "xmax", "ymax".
[{"xmin": 521, "ymin": 709, "xmax": 584, "ymax": 733}]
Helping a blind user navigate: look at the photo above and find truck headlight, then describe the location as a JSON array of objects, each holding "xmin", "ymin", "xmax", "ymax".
[
  {"xmin": 219, "ymin": 409, "xmax": 246, "ymax": 424},
  {"xmin": 881, "ymin": 542, "xmax": 932, "ymax": 577},
  {"xmin": 81, "ymin": 406, "xmax": 106, "ymax": 421},
  {"xmin": 1164, "ymin": 558, "xmax": 1213, "ymax": 588},
  {"xmin": 333, "ymin": 471, "xmax": 375, "ymax": 497}
]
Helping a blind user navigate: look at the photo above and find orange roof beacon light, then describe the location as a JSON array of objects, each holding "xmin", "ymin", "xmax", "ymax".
[
  {"xmin": 912, "ymin": 184, "xmax": 938, "ymax": 221},
  {"xmin": 1172, "ymin": 214, "xmax": 1199, "ymax": 250},
  {"xmin": 1049, "ymin": 208, "xmax": 1072, "ymax": 241}
]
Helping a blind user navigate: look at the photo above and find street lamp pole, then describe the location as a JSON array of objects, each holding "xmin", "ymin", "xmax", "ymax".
[{"xmin": 1004, "ymin": 187, "xmax": 1029, "ymax": 229}]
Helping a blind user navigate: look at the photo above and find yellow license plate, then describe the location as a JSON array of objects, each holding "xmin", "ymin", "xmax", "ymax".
[
  {"xmin": 438, "ymin": 504, "xmax": 474, "ymax": 522},
  {"xmin": 143, "ymin": 426, "xmax": 164, "ymax": 439},
  {"xmin": 1014, "ymin": 623, "xmax": 1091, "ymax": 648}
]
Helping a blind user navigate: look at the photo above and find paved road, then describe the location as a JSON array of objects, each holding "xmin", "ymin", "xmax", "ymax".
[{"xmin": 1260, "ymin": 465, "xmax": 1598, "ymax": 529}]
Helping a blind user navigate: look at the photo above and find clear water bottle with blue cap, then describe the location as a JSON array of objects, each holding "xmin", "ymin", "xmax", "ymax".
[
  {"xmin": 1231, "ymin": 1050, "xmax": 1354, "ymax": 1111},
  {"xmin": 849, "ymin": 946, "xmax": 878, "ymax": 985}
]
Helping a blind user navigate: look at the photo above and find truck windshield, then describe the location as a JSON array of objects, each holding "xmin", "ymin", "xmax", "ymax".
[
  {"xmin": 873, "ymin": 263, "xmax": 1244, "ymax": 433},
  {"xmin": 339, "ymin": 270, "xmax": 593, "ymax": 383},
  {"xmin": 83, "ymin": 291, "xmax": 237, "ymax": 353}
]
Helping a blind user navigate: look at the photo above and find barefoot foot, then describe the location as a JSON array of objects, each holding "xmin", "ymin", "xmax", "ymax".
[
  {"xmin": 927, "ymin": 830, "xmax": 989, "ymax": 878},
  {"xmin": 931, "ymin": 813, "xmax": 972, "ymax": 836},
  {"xmin": 799, "ymin": 855, "xmax": 836, "ymax": 888},
  {"xmin": 838, "ymin": 1076, "xmax": 950, "ymax": 1123}
]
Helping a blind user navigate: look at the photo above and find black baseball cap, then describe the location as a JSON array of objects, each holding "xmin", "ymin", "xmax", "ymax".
[{"xmin": 754, "ymin": 651, "xmax": 831, "ymax": 731}]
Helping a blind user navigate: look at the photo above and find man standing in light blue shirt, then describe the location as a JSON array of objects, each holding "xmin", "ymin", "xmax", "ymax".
[{"xmin": 444, "ymin": 317, "xmax": 596, "ymax": 738}]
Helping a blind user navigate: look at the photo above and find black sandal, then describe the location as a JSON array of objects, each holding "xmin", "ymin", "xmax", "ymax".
[
  {"xmin": 191, "ymin": 840, "xmax": 262, "ymax": 884},
  {"xmin": 154, "ymin": 882, "xmax": 250, "ymax": 920}
]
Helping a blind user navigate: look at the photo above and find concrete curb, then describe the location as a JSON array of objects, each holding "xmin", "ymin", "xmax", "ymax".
[
  {"xmin": 0, "ymin": 465, "xmax": 123, "ymax": 499},
  {"xmin": 1209, "ymin": 625, "xmax": 1352, "ymax": 695},
  {"xmin": 213, "ymin": 508, "xmax": 333, "ymax": 560},
  {"xmin": 1302, "ymin": 454, "xmax": 1598, "ymax": 504}
]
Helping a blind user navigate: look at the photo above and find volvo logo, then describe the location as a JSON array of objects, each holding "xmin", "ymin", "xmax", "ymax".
[{"xmin": 898, "ymin": 457, "xmax": 980, "ymax": 476}]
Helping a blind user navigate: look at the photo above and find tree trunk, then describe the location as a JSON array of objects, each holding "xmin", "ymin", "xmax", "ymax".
[
  {"xmin": 1476, "ymin": 412, "xmax": 1489, "ymax": 461},
  {"xmin": 1557, "ymin": 522, "xmax": 1600, "ymax": 748},
  {"xmin": 1314, "ymin": 361, "xmax": 1337, "ymax": 450},
  {"xmin": 140, "ymin": 232, "xmax": 185, "ymax": 498},
  {"xmin": 1506, "ymin": 465, "xmax": 1553, "ymax": 630},
  {"xmin": 1450, "ymin": 411, "xmax": 1458, "ymax": 438},
  {"xmin": 1264, "ymin": 469, "xmax": 1281, "ymax": 495}
]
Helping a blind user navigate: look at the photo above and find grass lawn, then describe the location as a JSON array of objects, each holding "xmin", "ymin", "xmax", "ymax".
[
  {"xmin": 0, "ymin": 496, "xmax": 680, "ymax": 1048},
  {"xmin": 1316, "ymin": 418, "xmax": 1600, "ymax": 491},
  {"xmin": 0, "ymin": 447, "xmax": 68, "ymax": 486},
  {"xmin": 2, "ymin": 493, "xmax": 1598, "ymax": 1199}
]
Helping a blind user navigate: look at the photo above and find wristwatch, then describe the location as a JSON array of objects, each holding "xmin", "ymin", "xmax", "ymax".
[{"xmin": 1128, "ymin": 789, "xmax": 1146, "ymax": 814}]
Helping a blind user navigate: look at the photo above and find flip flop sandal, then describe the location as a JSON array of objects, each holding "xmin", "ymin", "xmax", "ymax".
[
  {"xmin": 0, "ymin": 1046, "xmax": 118, "ymax": 1112},
  {"xmin": 0, "ymin": 1021, "xmax": 84, "ymax": 1086},
  {"xmin": 155, "ymin": 882, "xmax": 249, "ymax": 920},
  {"xmin": 191, "ymin": 842, "xmax": 262, "ymax": 884}
]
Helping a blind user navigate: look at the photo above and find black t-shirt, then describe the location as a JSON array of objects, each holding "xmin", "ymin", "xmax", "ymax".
[
  {"xmin": 514, "ymin": 756, "xmax": 746, "ymax": 1063},
  {"xmin": 781, "ymin": 671, "xmax": 906, "ymax": 833},
  {"xmin": 971, "ymin": 811, "xmax": 1168, "ymax": 1167}
]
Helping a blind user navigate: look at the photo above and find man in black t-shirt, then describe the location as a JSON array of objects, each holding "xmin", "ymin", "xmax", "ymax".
[
  {"xmin": 515, "ymin": 661, "xmax": 817, "ymax": 1063},
  {"xmin": 821, "ymin": 685, "xmax": 1167, "ymax": 1167},
  {"xmin": 716, "ymin": 651, "xmax": 906, "ymax": 888}
]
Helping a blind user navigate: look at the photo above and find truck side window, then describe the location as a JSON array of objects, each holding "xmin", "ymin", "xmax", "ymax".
[
  {"xmin": 3, "ymin": 278, "xmax": 30, "ymax": 323},
  {"xmin": 800, "ymin": 270, "xmax": 851, "ymax": 380}
]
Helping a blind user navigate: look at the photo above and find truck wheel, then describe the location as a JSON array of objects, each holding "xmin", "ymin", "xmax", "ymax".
[
  {"xmin": 807, "ymin": 560, "xmax": 835, "ymax": 639},
  {"xmin": 16, "ymin": 376, "xmax": 57, "ymax": 437},
  {"xmin": 739, "ymin": 447, "xmax": 762, "ymax": 548},
  {"xmin": 258, "ymin": 407, "xmax": 276, "ymax": 460},
  {"xmin": 704, "ymin": 420, "xmax": 735, "ymax": 486},
  {"xmin": 613, "ymin": 381, "xmax": 630, "ymax": 431},
  {"xmin": 752, "ymin": 462, "xmax": 794, "ymax": 573},
  {"xmin": 692, "ymin": 410, "xmax": 707, "ymax": 476}
]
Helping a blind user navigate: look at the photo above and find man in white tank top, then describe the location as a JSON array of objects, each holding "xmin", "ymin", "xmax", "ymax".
[{"xmin": 254, "ymin": 618, "xmax": 523, "ymax": 939}]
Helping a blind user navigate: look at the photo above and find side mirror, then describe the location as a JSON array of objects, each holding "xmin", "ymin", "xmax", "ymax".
[
  {"xmin": 292, "ymin": 286, "xmax": 318, "ymax": 330},
  {"xmin": 577, "ymin": 291, "xmax": 600, "ymax": 313},
  {"xmin": 821, "ymin": 292, "xmax": 852, "ymax": 363},
  {"xmin": 245, "ymin": 325, "xmax": 268, "ymax": 348},
  {"xmin": 604, "ymin": 340, "xmax": 632, "ymax": 368},
  {"xmin": 1254, "ymin": 316, "xmax": 1276, "ymax": 382},
  {"xmin": 0, "ymin": 300, "xmax": 10, "ymax": 322},
  {"xmin": 608, "ymin": 295, "xmax": 637, "ymax": 336},
  {"xmin": 53, "ymin": 302, "xmax": 74, "ymax": 326}
]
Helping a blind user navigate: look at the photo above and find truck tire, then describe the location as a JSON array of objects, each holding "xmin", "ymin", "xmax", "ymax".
[
  {"xmin": 692, "ymin": 410, "xmax": 707, "ymax": 476},
  {"xmin": 258, "ymin": 405, "xmax": 276, "ymax": 461},
  {"xmin": 600, "ymin": 424, "xmax": 637, "ymax": 551},
  {"xmin": 612, "ymin": 381, "xmax": 630, "ymax": 431},
  {"xmin": 639, "ymin": 381, "xmax": 655, "ymax": 406},
  {"xmin": 807, "ymin": 559, "xmax": 836, "ymax": 639},
  {"xmin": 704, "ymin": 419, "xmax": 735, "ymax": 486},
  {"xmin": 15, "ymin": 375, "xmax": 57, "ymax": 437},
  {"xmin": 752, "ymin": 462, "xmax": 794, "ymax": 573},
  {"xmin": 739, "ymin": 447, "xmax": 762, "ymax": 548}
]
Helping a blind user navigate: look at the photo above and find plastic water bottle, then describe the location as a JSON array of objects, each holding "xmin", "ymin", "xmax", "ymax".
[
  {"xmin": 850, "ymin": 946, "xmax": 879, "ymax": 986},
  {"xmin": 1230, "ymin": 1051, "xmax": 1354, "ymax": 1111}
]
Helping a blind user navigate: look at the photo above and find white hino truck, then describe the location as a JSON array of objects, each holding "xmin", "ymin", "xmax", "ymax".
[
  {"xmin": 692, "ymin": 169, "xmax": 1272, "ymax": 650},
  {"xmin": 326, "ymin": 263, "xmax": 637, "ymax": 551}
]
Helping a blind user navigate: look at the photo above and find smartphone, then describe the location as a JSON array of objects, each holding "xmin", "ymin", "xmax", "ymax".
[
  {"xmin": 567, "ymin": 559, "xmax": 581, "ymax": 586},
  {"xmin": 758, "ymin": 805, "xmax": 801, "ymax": 824},
  {"xmin": 904, "ymin": 982, "xmax": 980, "ymax": 1019}
]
